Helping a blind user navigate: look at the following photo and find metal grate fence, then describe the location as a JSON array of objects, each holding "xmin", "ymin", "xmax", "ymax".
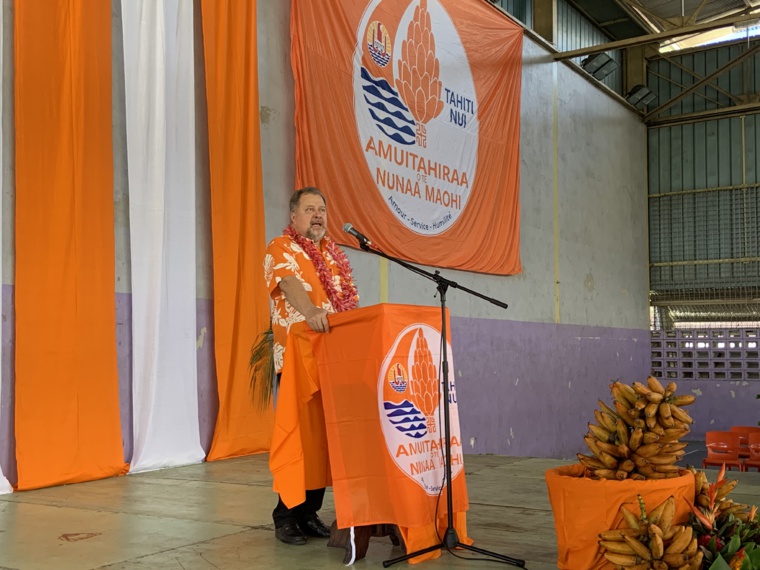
[{"xmin": 651, "ymin": 328, "xmax": 759, "ymax": 381}]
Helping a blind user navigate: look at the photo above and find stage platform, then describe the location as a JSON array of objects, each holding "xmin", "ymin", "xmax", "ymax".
[{"xmin": 0, "ymin": 449, "xmax": 757, "ymax": 569}]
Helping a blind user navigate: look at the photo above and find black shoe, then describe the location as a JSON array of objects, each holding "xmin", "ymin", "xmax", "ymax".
[
  {"xmin": 298, "ymin": 515, "xmax": 331, "ymax": 538},
  {"xmin": 275, "ymin": 523, "xmax": 307, "ymax": 545}
]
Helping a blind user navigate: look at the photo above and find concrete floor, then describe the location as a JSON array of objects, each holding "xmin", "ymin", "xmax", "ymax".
[{"xmin": 0, "ymin": 451, "xmax": 757, "ymax": 570}]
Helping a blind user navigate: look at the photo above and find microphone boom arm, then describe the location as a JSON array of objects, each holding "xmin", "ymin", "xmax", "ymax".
[{"xmin": 359, "ymin": 242, "xmax": 508, "ymax": 310}]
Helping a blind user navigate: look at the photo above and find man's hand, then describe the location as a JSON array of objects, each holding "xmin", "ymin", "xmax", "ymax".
[
  {"xmin": 278, "ymin": 276, "xmax": 331, "ymax": 333},
  {"xmin": 304, "ymin": 307, "xmax": 330, "ymax": 333}
]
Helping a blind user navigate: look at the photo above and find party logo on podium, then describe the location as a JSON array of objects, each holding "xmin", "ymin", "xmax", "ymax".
[
  {"xmin": 378, "ymin": 324, "xmax": 464, "ymax": 495},
  {"xmin": 354, "ymin": 0, "xmax": 479, "ymax": 236}
]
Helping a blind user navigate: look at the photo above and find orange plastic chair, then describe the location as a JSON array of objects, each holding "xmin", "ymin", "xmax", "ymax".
[
  {"xmin": 703, "ymin": 431, "xmax": 742, "ymax": 471},
  {"xmin": 741, "ymin": 432, "xmax": 760, "ymax": 472},
  {"xmin": 730, "ymin": 426, "xmax": 760, "ymax": 458}
]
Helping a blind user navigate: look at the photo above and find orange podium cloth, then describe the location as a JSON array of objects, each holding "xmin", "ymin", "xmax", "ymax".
[
  {"xmin": 270, "ymin": 303, "xmax": 470, "ymax": 563},
  {"xmin": 546, "ymin": 464, "xmax": 695, "ymax": 570}
]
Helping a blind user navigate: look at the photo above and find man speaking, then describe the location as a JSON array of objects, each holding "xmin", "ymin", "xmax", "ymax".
[{"xmin": 263, "ymin": 187, "xmax": 360, "ymax": 545}]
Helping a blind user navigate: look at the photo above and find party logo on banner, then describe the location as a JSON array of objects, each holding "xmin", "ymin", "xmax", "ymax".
[
  {"xmin": 354, "ymin": 0, "xmax": 478, "ymax": 236},
  {"xmin": 378, "ymin": 324, "xmax": 464, "ymax": 495}
]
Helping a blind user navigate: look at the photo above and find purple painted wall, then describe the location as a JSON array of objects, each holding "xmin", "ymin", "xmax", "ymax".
[
  {"xmin": 684, "ymin": 381, "xmax": 759, "ymax": 440},
  {"xmin": 1, "ymin": 285, "xmax": 17, "ymax": 486},
  {"xmin": 450, "ymin": 317, "xmax": 651, "ymax": 459},
  {"xmin": 196, "ymin": 298, "xmax": 219, "ymax": 454}
]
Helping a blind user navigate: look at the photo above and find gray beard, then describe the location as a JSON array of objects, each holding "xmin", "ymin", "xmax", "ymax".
[{"xmin": 306, "ymin": 227, "xmax": 326, "ymax": 242}]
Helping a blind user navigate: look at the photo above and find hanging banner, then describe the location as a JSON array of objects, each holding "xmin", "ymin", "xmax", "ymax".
[
  {"xmin": 122, "ymin": 0, "xmax": 205, "ymax": 473},
  {"xmin": 291, "ymin": 0, "xmax": 523, "ymax": 275},
  {"xmin": 201, "ymin": 0, "xmax": 274, "ymax": 460},
  {"xmin": 14, "ymin": 0, "xmax": 127, "ymax": 490}
]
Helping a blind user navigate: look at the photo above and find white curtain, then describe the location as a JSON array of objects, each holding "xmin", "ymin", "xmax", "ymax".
[
  {"xmin": 0, "ymin": 1, "xmax": 11, "ymax": 494},
  {"xmin": 122, "ymin": 0, "xmax": 204, "ymax": 472}
]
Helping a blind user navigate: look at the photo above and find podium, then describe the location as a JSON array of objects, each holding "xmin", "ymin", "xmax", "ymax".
[{"xmin": 269, "ymin": 303, "xmax": 470, "ymax": 563}]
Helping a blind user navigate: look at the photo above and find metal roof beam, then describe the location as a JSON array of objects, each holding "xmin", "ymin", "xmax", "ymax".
[
  {"xmin": 656, "ymin": 52, "xmax": 740, "ymax": 104},
  {"xmin": 686, "ymin": 0, "xmax": 711, "ymax": 25},
  {"xmin": 597, "ymin": 17, "xmax": 631, "ymax": 27},
  {"xmin": 645, "ymin": 43, "xmax": 760, "ymax": 119},
  {"xmin": 617, "ymin": 0, "xmax": 676, "ymax": 30},
  {"xmin": 646, "ymin": 101, "xmax": 760, "ymax": 127},
  {"xmin": 554, "ymin": 12, "xmax": 760, "ymax": 60},
  {"xmin": 647, "ymin": 69, "xmax": 724, "ymax": 107}
]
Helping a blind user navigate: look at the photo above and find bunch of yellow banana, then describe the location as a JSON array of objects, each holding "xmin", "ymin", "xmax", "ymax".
[
  {"xmin": 579, "ymin": 376, "xmax": 695, "ymax": 480},
  {"xmin": 692, "ymin": 469, "xmax": 754, "ymax": 523},
  {"xmin": 599, "ymin": 495, "xmax": 704, "ymax": 569}
]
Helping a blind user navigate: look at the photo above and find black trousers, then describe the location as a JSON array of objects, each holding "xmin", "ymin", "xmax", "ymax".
[{"xmin": 272, "ymin": 488, "xmax": 326, "ymax": 528}]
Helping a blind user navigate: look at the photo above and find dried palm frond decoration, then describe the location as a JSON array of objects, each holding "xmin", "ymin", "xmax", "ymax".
[{"xmin": 249, "ymin": 326, "xmax": 275, "ymax": 409}]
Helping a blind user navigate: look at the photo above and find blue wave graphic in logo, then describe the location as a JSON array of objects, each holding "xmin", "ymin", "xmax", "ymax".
[
  {"xmin": 369, "ymin": 108, "xmax": 415, "ymax": 137},
  {"xmin": 363, "ymin": 96, "xmax": 413, "ymax": 126},
  {"xmin": 384, "ymin": 400, "xmax": 427, "ymax": 438},
  {"xmin": 361, "ymin": 67, "xmax": 415, "ymax": 146},
  {"xmin": 369, "ymin": 49, "xmax": 390, "ymax": 67}
]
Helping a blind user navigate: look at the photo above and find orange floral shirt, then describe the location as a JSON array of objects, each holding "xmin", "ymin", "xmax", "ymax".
[{"xmin": 264, "ymin": 234, "xmax": 357, "ymax": 372}]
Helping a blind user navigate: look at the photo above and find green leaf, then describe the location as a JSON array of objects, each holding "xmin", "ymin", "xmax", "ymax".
[
  {"xmin": 724, "ymin": 533, "xmax": 742, "ymax": 557},
  {"xmin": 719, "ymin": 516, "xmax": 736, "ymax": 536},
  {"xmin": 749, "ymin": 546, "xmax": 760, "ymax": 565},
  {"xmin": 249, "ymin": 327, "xmax": 275, "ymax": 409},
  {"xmin": 709, "ymin": 553, "xmax": 732, "ymax": 570}
]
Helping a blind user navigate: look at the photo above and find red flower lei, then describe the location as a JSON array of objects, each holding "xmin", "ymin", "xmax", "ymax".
[{"xmin": 284, "ymin": 226, "xmax": 359, "ymax": 313}]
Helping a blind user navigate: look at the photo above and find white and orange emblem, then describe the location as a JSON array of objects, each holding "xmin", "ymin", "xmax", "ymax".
[
  {"xmin": 354, "ymin": 0, "xmax": 480, "ymax": 236},
  {"xmin": 367, "ymin": 21, "xmax": 392, "ymax": 67},
  {"xmin": 378, "ymin": 324, "xmax": 464, "ymax": 494}
]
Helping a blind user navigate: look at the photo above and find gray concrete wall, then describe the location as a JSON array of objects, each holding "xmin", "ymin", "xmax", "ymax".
[
  {"xmin": 556, "ymin": 60, "xmax": 649, "ymax": 328},
  {"xmin": 453, "ymin": 40, "xmax": 653, "ymax": 458}
]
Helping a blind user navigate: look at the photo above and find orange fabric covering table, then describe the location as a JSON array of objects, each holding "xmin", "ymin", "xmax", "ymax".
[
  {"xmin": 546, "ymin": 464, "xmax": 695, "ymax": 570},
  {"xmin": 269, "ymin": 303, "xmax": 471, "ymax": 563}
]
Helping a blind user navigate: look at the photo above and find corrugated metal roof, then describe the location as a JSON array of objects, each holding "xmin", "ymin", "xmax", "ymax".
[
  {"xmin": 638, "ymin": 0, "xmax": 748, "ymax": 22},
  {"xmin": 566, "ymin": 0, "xmax": 651, "ymax": 39},
  {"xmin": 569, "ymin": 0, "xmax": 757, "ymax": 40}
]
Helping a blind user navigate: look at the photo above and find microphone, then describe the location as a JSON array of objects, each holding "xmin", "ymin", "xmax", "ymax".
[{"xmin": 342, "ymin": 223, "xmax": 372, "ymax": 247}]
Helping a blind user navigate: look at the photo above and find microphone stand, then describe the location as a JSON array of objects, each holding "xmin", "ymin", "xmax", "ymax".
[{"xmin": 351, "ymin": 240, "xmax": 524, "ymax": 568}]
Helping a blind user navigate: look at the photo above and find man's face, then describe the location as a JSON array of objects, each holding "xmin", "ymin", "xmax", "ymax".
[{"xmin": 291, "ymin": 194, "xmax": 327, "ymax": 242}]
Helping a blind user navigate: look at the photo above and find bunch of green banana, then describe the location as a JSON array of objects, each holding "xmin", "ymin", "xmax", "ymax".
[
  {"xmin": 599, "ymin": 495, "xmax": 704, "ymax": 569},
  {"xmin": 579, "ymin": 376, "xmax": 695, "ymax": 480}
]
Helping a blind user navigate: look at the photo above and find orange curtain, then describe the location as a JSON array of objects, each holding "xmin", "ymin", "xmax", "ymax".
[
  {"xmin": 14, "ymin": 0, "xmax": 127, "ymax": 490},
  {"xmin": 291, "ymin": 0, "xmax": 523, "ymax": 275},
  {"xmin": 201, "ymin": 0, "xmax": 273, "ymax": 460}
]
